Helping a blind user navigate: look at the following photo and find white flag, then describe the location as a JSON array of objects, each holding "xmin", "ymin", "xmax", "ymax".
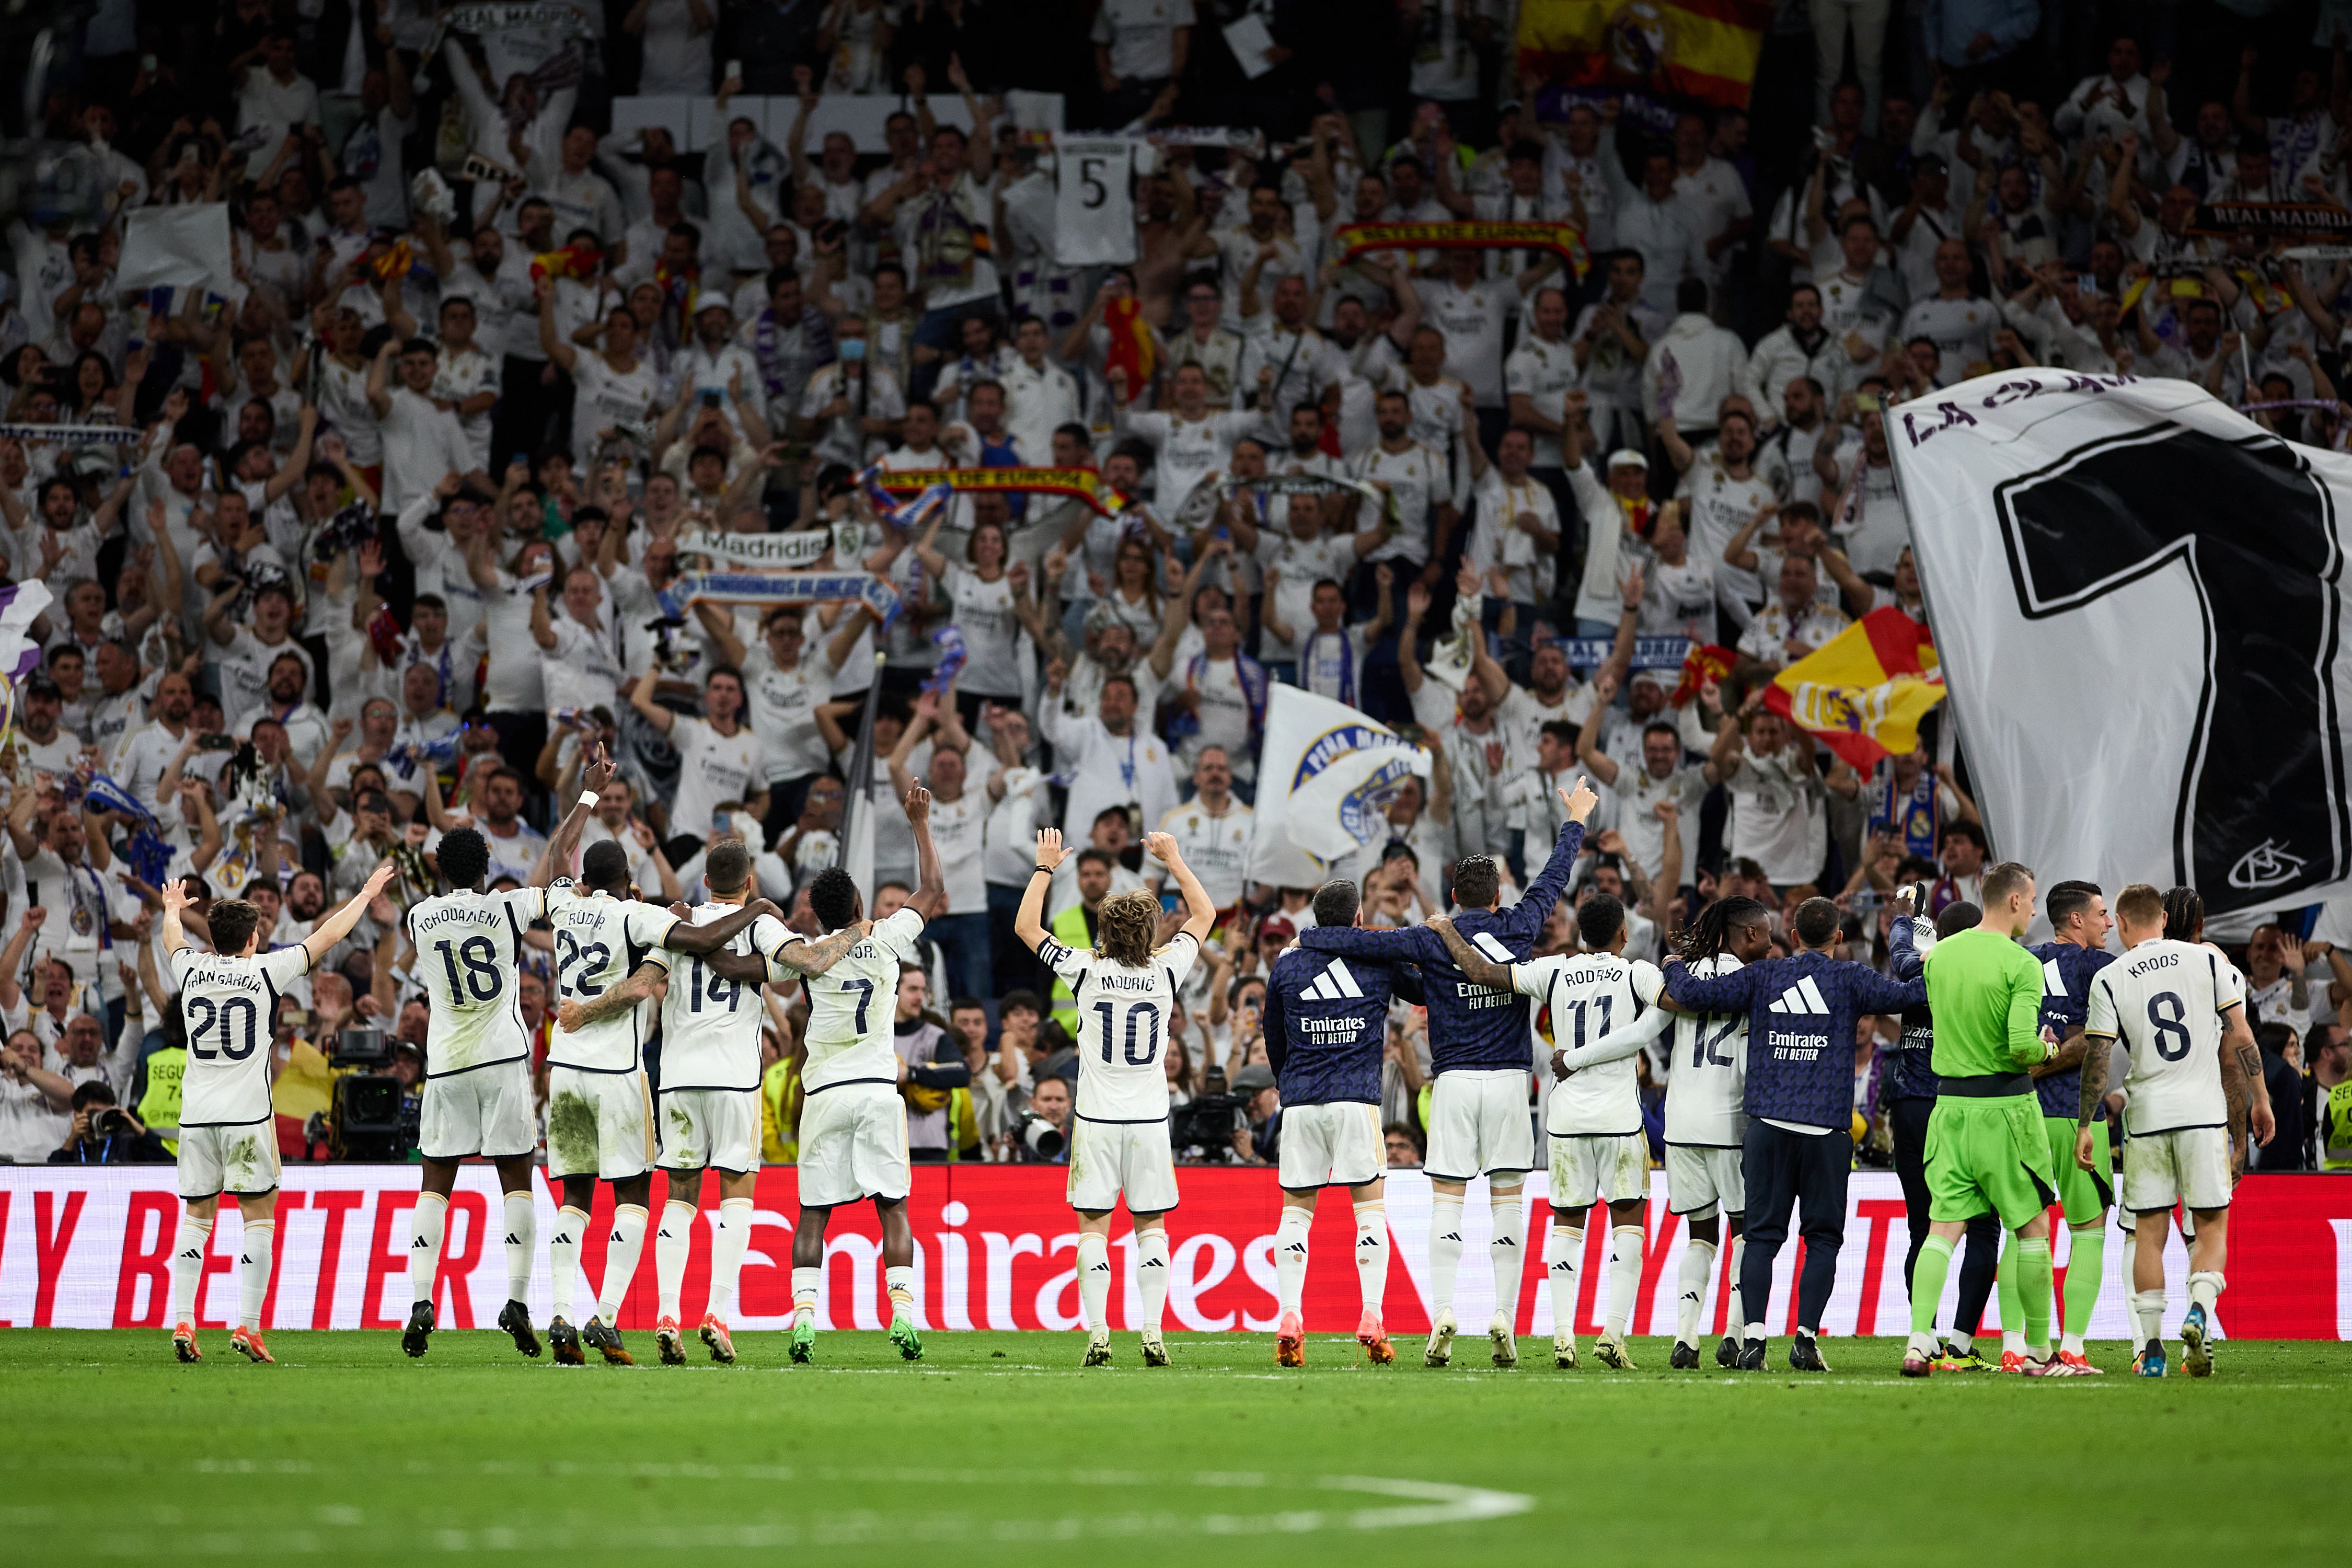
[
  {"xmin": 1054, "ymin": 137, "xmax": 1137, "ymax": 266},
  {"xmin": 1245, "ymin": 685, "xmax": 1429, "ymax": 886},
  {"xmin": 117, "ymin": 204, "xmax": 234, "ymax": 294},
  {"xmin": 1888, "ymin": 368, "xmax": 2352, "ymax": 921}
]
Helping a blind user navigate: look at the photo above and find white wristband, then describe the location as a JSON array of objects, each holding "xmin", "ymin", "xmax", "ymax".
[{"xmin": 578, "ymin": 791, "xmax": 598, "ymax": 808}]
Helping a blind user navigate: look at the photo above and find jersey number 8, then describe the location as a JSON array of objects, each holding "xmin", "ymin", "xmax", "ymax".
[{"xmin": 2146, "ymin": 991, "xmax": 2192, "ymax": 1061}]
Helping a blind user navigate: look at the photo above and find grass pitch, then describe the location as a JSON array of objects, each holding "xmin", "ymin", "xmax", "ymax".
[{"xmin": 3, "ymin": 1330, "xmax": 2342, "ymax": 1566}]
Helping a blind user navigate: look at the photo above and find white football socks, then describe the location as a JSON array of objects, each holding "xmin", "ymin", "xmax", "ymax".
[
  {"xmin": 501, "ymin": 1191, "xmax": 534, "ymax": 1305},
  {"xmin": 2188, "ymin": 1269, "xmax": 2224, "ymax": 1317},
  {"xmin": 2131, "ymin": 1288, "xmax": 2166, "ymax": 1347},
  {"xmin": 1546, "ymin": 1227, "xmax": 1582, "ymax": 1340},
  {"xmin": 169, "ymin": 1215, "xmax": 212, "ymax": 1325},
  {"xmin": 595, "ymin": 1203, "xmax": 648, "ymax": 1323},
  {"xmin": 1676, "ymin": 1237, "xmax": 1717, "ymax": 1346},
  {"xmin": 1489, "ymin": 1192, "xmax": 1525, "ymax": 1322},
  {"xmin": 791, "ymin": 1265, "xmax": 821, "ymax": 1325},
  {"xmin": 237, "ymin": 1220, "xmax": 273, "ymax": 1332},
  {"xmin": 1274, "ymin": 1205, "xmax": 1312, "ymax": 1318},
  {"xmin": 706, "ymin": 1198, "xmax": 753, "ymax": 1321},
  {"xmin": 1429, "ymin": 1195, "xmax": 1465, "ymax": 1315},
  {"xmin": 549, "ymin": 1205, "xmax": 587, "ymax": 1321},
  {"xmin": 1605, "ymin": 1226, "xmax": 1644, "ymax": 1340},
  {"xmin": 1137, "ymin": 1228, "xmax": 1170, "ymax": 1330},
  {"xmin": 885, "ymin": 1264, "xmax": 917, "ymax": 1323},
  {"xmin": 1076, "ymin": 1232, "xmax": 1111, "ymax": 1332},
  {"xmin": 655, "ymin": 1200, "xmax": 697, "ymax": 1322},
  {"xmin": 409, "ymin": 1191, "xmax": 448, "ymax": 1311},
  {"xmin": 1352, "ymin": 1200, "xmax": 1388, "ymax": 1314}
]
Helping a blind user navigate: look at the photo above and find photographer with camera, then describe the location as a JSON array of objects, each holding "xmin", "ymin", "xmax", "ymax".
[
  {"xmin": 50, "ymin": 1079, "xmax": 169, "ymax": 1165},
  {"xmin": 1010, "ymin": 1070, "xmax": 1074, "ymax": 1164}
]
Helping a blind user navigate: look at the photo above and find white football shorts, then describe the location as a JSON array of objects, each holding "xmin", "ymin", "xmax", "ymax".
[
  {"xmin": 419, "ymin": 1057, "xmax": 538, "ymax": 1162},
  {"xmin": 1068, "ymin": 1116, "xmax": 1180, "ymax": 1215},
  {"xmin": 797, "ymin": 1080, "xmax": 911, "ymax": 1207},
  {"xmin": 1277, "ymin": 1101, "xmax": 1385, "ymax": 1191},
  {"xmin": 1424, "ymin": 1069, "xmax": 1537, "ymax": 1182}
]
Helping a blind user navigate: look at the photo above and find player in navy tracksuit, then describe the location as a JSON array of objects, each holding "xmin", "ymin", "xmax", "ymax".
[
  {"xmin": 1261, "ymin": 880, "xmax": 1426, "ymax": 1366},
  {"xmin": 1663, "ymin": 895, "xmax": 1925, "ymax": 1372},
  {"xmin": 1298, "ymin": 776, "xmax": 1599, "ymax": 1368},
  {"xmin": 1885, "ymin": 896, "xmax": 2003, "ymax": 1369}
]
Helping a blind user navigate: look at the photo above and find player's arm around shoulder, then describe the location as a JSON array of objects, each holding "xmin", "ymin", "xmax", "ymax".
[
  {"xmin": 558, "ymin": 958, "xmax": 666, "ymax": 1033},
  {"xmin": 767, "ymin": 916, "xmax": 872, "ymax": 977},
  {"xmin": 1426, "ymin": 913, "xmax": 1518, "ymax": 990}
]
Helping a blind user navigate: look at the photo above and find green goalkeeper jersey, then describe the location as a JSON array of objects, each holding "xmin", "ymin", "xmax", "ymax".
[{"xmin": 1921, "ymin": 928, "xmax": 2045, "ymax": 1082}]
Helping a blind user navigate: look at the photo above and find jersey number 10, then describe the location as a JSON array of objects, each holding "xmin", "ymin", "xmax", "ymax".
[{"xmin": 1093, "ymin": 1000, "xmax": 1162, "ymax": 1067}]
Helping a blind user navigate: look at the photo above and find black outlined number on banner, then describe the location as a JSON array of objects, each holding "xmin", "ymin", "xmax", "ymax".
[
  {"xmin": 1078, "ymin": 156, "xmax": 1110, "ymax": 210},
  {"xmin": 1996, "ymin": 425, "xmax": 2347, "ymax": 911}
]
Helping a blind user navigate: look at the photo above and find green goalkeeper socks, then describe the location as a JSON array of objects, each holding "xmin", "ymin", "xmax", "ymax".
[
  {"xmin": 2062, "ymin": 1223, "xmax": 2105, "ymax": 1342},
  {"xmin": 1909, "ymin": 1233, "xmax": 1955, "ymax": 1337},
  {"xmin": 2017, "ymin": 1237, "xmax": 2054, "ymax": 1359},
  {"xmin": 1995, "ymin": 1235, "xmax": 2021, "ymax": 1345}
]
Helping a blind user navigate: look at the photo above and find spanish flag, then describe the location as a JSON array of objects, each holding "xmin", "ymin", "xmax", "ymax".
[
  {"xmin": 529, "ymin": 242, "xmax": 603, "ymax": 283},
  {"xmin": 1762, "ymin": 608, "xmax": 1943, "ymax": 770},
  {"xmin": 1104, "ymin": 293, "xmax": 1155, "ymax": 391},
  {"xmin": 1517, "ymin": 0, "xmax": 1771, "ymax": 110}
]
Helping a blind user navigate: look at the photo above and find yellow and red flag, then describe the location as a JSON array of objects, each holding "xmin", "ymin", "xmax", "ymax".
[
  {"xmin": 1761, "ymin": 608, "xmax": 1944, "ymax": 770},
  {"xmin": 529, "ymin": 242, "xmax": 603, "ymax": 283},
  {"xmin": 1517, "ymin": 0, "xmax": 1772, "ymax": 110},
  {"xmin": 1670, "ymin": 640, "xmax": 1735, "ymax": 708},
  {"xmin": 1104, "ymin": 294, "xmax": 1155, "ymax": 391}
]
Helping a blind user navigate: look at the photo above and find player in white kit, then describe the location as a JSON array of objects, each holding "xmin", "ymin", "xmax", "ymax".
[
  {"xmin": 1018, "ymin": 825, "xmax": 1216, "ymax": 1367},
  {"xmin": 164, "ymin": 862, "xmax": 396, "ymax": 1364},
  {"xmin": 1437, "ymin": 893, "xmax": 1667, "ymax": 1371},
  {"xmin": 534, "ymin": 837, "xmax": 784, "ymax": 1366},
  {"xmin": 555, "ymin": 838, "xmax": 868, "ymax": 1364},
  {"xmin": 397, "ymin": 748, "xmax": 606, "ymax": 1361},
  {"xmin": 1655, "ymin": 899, "xmax": 1771, "ymax": 1370},
  {"xmin": 784, "ymin": 786, "xmax": 947, "ymax": 1364},
  {"xmin": 2078, "ymin": 883, "xmax": 2275, "ymax": 1378}
]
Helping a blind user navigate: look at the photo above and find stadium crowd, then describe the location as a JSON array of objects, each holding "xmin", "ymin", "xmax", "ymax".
[{"xmin": 0, "ymin": 0, "xmax": 2348, "ymax": 1179}]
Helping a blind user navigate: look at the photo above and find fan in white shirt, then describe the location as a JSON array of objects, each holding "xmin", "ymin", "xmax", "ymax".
[
  {"xmin": 535, "ymin": 277, "xmax": 663, "ymax": 471},
  {"xmin": 1112, "ymin": 361, "xmax": 1262, "ymax": 516},
  {"xmin": 366, "ymin": 336, "xmax": 489, "ymax": 515}
]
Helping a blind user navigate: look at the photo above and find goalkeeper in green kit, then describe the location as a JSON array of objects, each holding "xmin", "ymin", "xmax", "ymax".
[{"xmin": 1896, "ymin": 862, "xmax": 2086, "ymax": 1378}]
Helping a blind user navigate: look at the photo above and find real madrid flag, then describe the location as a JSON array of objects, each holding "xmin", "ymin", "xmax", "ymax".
[
  {"xmin": 1245, "ymin": 685, "xmax": 1431, "ymax": 887},
  {"xmin": 1888, "ymin": 368, "xmax": 2352, "ymax": 919}
]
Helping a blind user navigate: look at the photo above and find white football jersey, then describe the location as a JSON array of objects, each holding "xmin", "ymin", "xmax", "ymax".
[
  {"xmin": 1516, "ymin": 951, "xmax": 1665, "ymax": 1136},
  {"xmin": 2086, "ymin": 937, "xmax": 2244, "ymax": 1136},
  {"xmin": 405, "ymin": 886, "xmax": 551, "ymax": 1075},
  {"xmin": 1042, "ymin": 930, "xmax": 1201, "ymax": 1122},
  {"xmin": 1665, "ymin": 952, "xmax": 1747, "ymax": 1147},
  {"xmin": 172, "ymin": 943, "xmax": 314, "ymax": 1126},
  {"xmin": 658, "ymin": 902, "xmax": 795, "ymax": 1092},
  {"xmin": 544, "ymin": 884, "xmax": 682, "ymax": 1073},
  {"xmin": 778, "ymin": 907, "xmax": 927, "ymax": 1093}
]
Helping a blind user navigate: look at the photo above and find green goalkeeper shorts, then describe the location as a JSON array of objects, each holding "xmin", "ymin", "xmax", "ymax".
[
  {"xmin": 2045, "ymin": 1115, "xmax": 2112, "ymax": 1225},
  {"xmin": 1924, "ymin": 1095, "xmax": 2057, "ymax": 1229}
]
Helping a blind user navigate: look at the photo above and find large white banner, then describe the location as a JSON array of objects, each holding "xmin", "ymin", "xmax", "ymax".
[
  {"xmin": 1244, "ymin": 685, "xmax": 1429, "ymax": 887},
  {"xmin": 1888, "ymin": 370, "xmax": 2352, "ymax": 919}
]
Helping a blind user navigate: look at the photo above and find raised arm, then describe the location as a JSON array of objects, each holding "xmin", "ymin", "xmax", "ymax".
[
  {"xmin": 1145, "ymin": 832, "xmax": 1216, "ymax": 943},
  {"xmin": 301, "ymin": 862, "xmax": 399, "ymax": 966},
  {"xmin": 535, "ymin": 745, "xmax": 617, "ymax": 885},
  {"xmin": 1014, "ymin": 828, "xmax": 1067, "ymax": 952},
  {"xmin": 904, "ymin": 784, "xmax": 947, "ymax": 920},
  {"xmin": 1495, "ymin": 776, "xmax": 1600, "ymax": 946}
]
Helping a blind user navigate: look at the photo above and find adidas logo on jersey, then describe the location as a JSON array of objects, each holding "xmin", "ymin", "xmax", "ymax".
[
  {"xmin": 1300, "ymin": 960, "xmax": 1365, "ymax": 1002},
  {"xmin": 1767, "ymin": 976, "xmax": 1831, "ymax": 1014}
]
